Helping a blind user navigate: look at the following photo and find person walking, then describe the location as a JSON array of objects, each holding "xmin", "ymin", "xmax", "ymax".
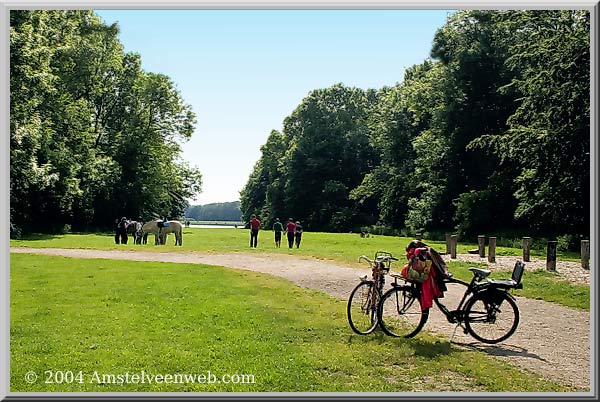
[
  {"xmin": 249, "ymin": 214, "xmax": 261, "ymax": 248},
  {"xmin": 294, "ymin": 221, "xmax": 303, "ymax": 248},
  {"xmin": 272, "ymin": 218, "xmax": 283, "ymax": 248},
  {"xmin": 286, "ymin": 218, "xmax": 296, "ymax": 249}
]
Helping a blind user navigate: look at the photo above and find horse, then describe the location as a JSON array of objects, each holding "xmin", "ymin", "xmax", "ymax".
[
  {"xmin": 141, "ymin": 220, "xmax": 183, "ymax": 246},
  {"xmin": 126, "ymin": 220, "xmax": 144, "ymax": 245}
]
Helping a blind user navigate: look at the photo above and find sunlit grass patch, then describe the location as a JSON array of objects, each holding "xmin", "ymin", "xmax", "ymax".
[{"xmin": 10, "ymin": 253, "xmax": 569, "ymax": 392}]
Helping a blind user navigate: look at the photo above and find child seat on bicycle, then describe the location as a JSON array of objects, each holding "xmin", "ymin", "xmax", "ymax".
[{"xmin": 401, "ymin": 240, "xmax": 450, "ymax": 310}]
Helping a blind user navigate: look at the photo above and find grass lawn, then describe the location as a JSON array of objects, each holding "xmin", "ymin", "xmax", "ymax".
[
  {"xmin": 11, "ymin": 254, "xmax": 569, "ymax": 392},
  {"xmin": 10, "ymin": 228, "xmax": 583, "ymax": 263},
  {"xmin": 11, "ymin": 230, "xmax": 590, "ymax": 311}
]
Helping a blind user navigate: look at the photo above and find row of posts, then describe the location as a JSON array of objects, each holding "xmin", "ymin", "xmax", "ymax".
[{"xmin": 436, "ymin": 234, "xmax": 591, "ymax": 271}]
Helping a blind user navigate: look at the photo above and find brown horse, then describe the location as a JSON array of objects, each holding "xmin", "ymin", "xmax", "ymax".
[{"xmin": 126, "ymin": 221, "xmax": 144, "ymax": 244}]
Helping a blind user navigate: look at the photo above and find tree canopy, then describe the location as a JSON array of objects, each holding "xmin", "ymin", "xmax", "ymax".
[
  {"xmin": 10, "ymin": 10, "xmax": 202, "ymax": 234},
  {"xmin": 240, "ymin": 10, "xmax": 590, "ymax": 244},
  {"xmin": 185, "ymin": 202, "xmax": 242, "ymax": 222}
]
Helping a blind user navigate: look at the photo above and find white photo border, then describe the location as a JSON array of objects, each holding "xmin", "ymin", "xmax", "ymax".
[{"xmin": 0, "ymin": 0, "xmax": 597, "ymax": 400}]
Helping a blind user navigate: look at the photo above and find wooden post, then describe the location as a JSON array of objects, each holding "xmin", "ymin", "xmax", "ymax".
[
  {"xmin": 581, "ymin": 240, "xmax": 590, "ymax": 270},
  {"xmin": 445, "ymin": 233, "xmax": 451, "ymax": 255},
  {"xmin": 478, "ymin": 235, "xmax": 486, "ymax": 258},
  {"xmin": 450, "ymin": 235, "xmax": 457, "ymax": 259},
  {"xmin": 416, "ymin": 233, "xmax": 422, "ymax": 241},
  {"xmin": 546, "ymin": 240, "xmax": 557, "ymax": 271},
  {"xmin": 523, "ymin": 237, "xmax": 532, "ymax": 262},
  {"xmin": 488, "ymin": 237, "xmax": 496, "ymax": 263}
]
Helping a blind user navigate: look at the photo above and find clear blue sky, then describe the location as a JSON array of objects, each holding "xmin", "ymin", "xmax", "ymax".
[{"xmin": 95, "ymin": 9, "xmax": 452, "ymax": 205}]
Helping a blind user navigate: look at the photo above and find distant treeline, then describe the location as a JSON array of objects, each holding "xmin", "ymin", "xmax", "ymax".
[
  {"xmin": 240, "ymin": 10, "xmax": 590, "ymax": 247},
  {"xmin": 10, "ymin": 10, "xmax": 202, "ymax": 236},
  {"xmin": 185, "ymin": 202, "xmax": 242, "ymax": 222}
]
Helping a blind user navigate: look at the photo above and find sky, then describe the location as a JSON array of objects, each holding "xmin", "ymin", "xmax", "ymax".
[{"xmin": 95, "ymin": 9, "xmax": 452, "ymax": 205}]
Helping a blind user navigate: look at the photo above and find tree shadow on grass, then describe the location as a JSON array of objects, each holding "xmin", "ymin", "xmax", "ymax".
[{"xmin": 13, "ymin": 233, "xmax": 63, "ymax": 241}]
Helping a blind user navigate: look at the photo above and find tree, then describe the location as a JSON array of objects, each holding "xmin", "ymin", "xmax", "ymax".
[
  {"xmin": 10, "ymin": 10, "xmax": 202, "ymax": 234},
  {"xmin": 280, "ymin": 84, "xmax": 376, "ymax": 231},
  {"xmin": 469, "ymin": 10, "xmax": 590, "ymax": 237}
]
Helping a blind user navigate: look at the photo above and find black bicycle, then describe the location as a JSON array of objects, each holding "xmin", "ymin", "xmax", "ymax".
[
  {"xmin": 378, "ymin": 260, "xmax": 525, "ymax": 344},
  {"xmin": 347, "ymin": 251, "xmax": 398, "ymax": 335}
]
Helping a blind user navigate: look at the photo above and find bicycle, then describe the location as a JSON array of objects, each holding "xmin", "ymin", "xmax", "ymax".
[
  {"xmin": 378, "ymin": 260, "xmax": 525, "ymax": 344},
  {"xmin": 347, "ymin": 251, "xmax": 398, "ymax": 335}
]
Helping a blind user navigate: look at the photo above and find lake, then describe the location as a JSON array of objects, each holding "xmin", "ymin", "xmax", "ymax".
[{"xmin": 189, "ymin": 224, "xmax": 240, "ymax": 229}]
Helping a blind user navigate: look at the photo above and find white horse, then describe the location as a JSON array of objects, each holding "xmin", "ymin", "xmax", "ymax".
[{"xmin": 141, "ymin": 220, "xmax": 183, "ymax": 246}]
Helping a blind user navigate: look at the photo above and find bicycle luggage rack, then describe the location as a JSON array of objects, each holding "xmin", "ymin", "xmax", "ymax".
[{"xmin": 485, "ymin": 260, "xmax": 525, "ymax": 289}]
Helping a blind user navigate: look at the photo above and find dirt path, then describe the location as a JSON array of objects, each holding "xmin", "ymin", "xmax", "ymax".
[{"xmin": 11, "ymin": 247, "xmax": 591, "ymax": 392}]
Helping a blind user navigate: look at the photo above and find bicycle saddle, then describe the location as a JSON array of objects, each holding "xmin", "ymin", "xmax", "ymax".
[{"xmin": 469, "ymin": 267, "xmax": 491, "ymax": 277}]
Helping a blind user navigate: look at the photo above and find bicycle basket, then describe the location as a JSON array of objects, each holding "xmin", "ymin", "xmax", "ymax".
[{"xmin": 400, "ymin": 260, "xmax": 431, "ymax": 283}]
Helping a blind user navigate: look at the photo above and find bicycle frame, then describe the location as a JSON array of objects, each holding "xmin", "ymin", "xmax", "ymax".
[
  {"xmin": 435, "ymin": 272, "xmax": 507, "ymax": 322},
  {"xmin": 360, "ymin": 262, "xmax": 386, "ymax": 307},
  {"xmin": 378, "ymin": 258, "xmax": 523, "ymax": 342},
  {"xmin": 433, "ymin": 276, "xmax": 472, "ymax": 323},
  {"xmin": 348, "ymin": 252, "xmax": 397, "ymax": 335},
  {"xmin": 434, "ymin": 272, "xmax": 517, "ymax": 325}
]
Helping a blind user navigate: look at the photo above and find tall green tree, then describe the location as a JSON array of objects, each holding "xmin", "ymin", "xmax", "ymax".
[
  {"xmin": 10, "ymin": 10, "xmax": 202, "ymax": 234},
  {"xmin": 423, "ymin": 10, "xmax": 519, "ymax": 236},
  {"xmin": 280, "ymin": 84, "xmax": 376, "ymax": 231},
  {"xmin": 239, "ymin": 10, "xmax": 590, "ymax": 241}
]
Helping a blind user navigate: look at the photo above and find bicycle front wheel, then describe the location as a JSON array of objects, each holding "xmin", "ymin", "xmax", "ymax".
[
  {"xmin": 347, "ymin": 281, "xmax": 379, "ymax": 335},
  {"xmin": 378, "ymin": 286, "xmax": 428, "ymax": 338},
  {"xmin": 464, "ymin": 290, "xmax": 520, "ymax": 344}
]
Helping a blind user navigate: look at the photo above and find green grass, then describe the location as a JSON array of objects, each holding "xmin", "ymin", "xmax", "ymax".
[
  {"xmin": 446, "ymin": 262, "xmax": 590, "ymax": 311},
  {"xmin": 10, "ymin": 228, "xmax": 583, "ymax": 263},
  {"xmin": 11, "ymin": 253, "xmax": 570, "ymax": 392},
  {"xmin": 11, "ymin": 230, "xmax": 590, "ymax": 311}
]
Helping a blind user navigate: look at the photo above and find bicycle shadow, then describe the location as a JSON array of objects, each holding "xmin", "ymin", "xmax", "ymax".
[
  {"xmin": 450, "ymin": 341, "xmax": 548, "ymax": 362},
  {"xmin": 412, "ymin": 339, "xmax": 453, "ymax": 357},
  {"xmin": 346, "ymin": 331, "xmax": 544, "ymax": 361},
  {"xmin": 346, "ymin": 330, "xmax": 390, "ymax": 345},
  {"xmin": 347, "ymin": 332, "xmax": 453, "ymax": 358}
]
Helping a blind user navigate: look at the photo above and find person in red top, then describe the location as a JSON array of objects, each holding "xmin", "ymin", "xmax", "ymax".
[
  {"xmin": 249, "ymin": 214, "xmax": 261, "ymax": 248},
  {"xmin": 285, "ymin": 218, "xmax": 296, "ymax": 249}
]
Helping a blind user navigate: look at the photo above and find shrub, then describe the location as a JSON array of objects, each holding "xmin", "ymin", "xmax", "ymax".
[{"xmin": 557, "ymin": 234, "xmax": 578, "ymax": 252}]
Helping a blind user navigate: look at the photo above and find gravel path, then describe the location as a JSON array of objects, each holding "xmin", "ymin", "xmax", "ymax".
[{"xmin": 11, "ymin": 247, "xmax": 592, "ymax": 392}]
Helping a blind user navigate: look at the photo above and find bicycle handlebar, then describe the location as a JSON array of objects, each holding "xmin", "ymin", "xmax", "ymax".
[
  {"xmin": 358, "ymin": 255, "xmax": 372, "ymax": 263},
  {"xmin": 358, "ymin": 255, "xmax": 398, "ymax": 264}
]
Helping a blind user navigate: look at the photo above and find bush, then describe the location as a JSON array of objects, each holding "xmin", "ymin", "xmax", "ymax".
[
  {"xmin": 557, "ymin": 234, "xmax": 579, "ymax": 252},
  {"xmin": 364, "ymin": 225, "xmax": 399, "ymax": 237}
]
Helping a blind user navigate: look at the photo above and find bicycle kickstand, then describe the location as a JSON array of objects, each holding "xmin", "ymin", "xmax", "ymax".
[{"xmin": 449, "ymin": 323, "xmax": 462, "ymax": 344}]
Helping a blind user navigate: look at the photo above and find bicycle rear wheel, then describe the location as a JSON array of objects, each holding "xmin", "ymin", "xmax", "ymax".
[
  {"xmin": 347, "ymin": 281, "xmax": 379, "ymax": 335},
  {"xmin": 378, "ymin": 285, "xmax": 428, "ymax": 338},
  {"xmin": 464, "ymin": 290, "xmax": 520, "ymax": 344}
]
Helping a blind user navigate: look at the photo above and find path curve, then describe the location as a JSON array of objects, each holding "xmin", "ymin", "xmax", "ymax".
[{"xmin": 11, "ymin": 247, "xmax": 591, "ymax": 391}]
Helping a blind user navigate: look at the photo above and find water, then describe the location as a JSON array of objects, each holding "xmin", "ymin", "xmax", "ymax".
[{"xmin": 189, "ymin": 224, "xmax": 239, "ymax": 229}]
